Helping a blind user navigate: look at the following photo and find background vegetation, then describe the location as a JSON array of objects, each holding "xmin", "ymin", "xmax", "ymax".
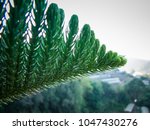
[{"xmin": 1, "ymin": 74, "xmax": 149, "ymax": 113}]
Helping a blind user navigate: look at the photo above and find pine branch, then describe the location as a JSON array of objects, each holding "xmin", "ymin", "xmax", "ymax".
[
  {"xmin": 25, "ymin": 0, "xmax": 47, "ymax": 87},
  {"xmin": 0, "ymin": 1, "xmax": 127, "ymax": 105}
]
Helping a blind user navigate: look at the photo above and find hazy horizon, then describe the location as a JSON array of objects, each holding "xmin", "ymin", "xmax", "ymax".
[{"xmin": 48, "ymin": 0, "xmax": 150, "ymax": 60}]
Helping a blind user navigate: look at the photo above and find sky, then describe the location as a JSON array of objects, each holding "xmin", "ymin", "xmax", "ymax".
[{"xmin": 48, "ymin": 0, "xmax": 150, "ymax": 60}]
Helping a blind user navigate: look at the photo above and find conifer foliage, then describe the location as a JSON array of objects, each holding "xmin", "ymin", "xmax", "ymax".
[{"xmin": 0, "ymin": 0, "xmax": 127, "ymax": 104}]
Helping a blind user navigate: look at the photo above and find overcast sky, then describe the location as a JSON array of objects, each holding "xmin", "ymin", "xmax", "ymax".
[{"xmin": 48, "ymin": 0, "xmax": 150, "ymax": 60}]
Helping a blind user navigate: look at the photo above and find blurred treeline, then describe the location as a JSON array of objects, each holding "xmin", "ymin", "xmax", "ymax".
[{"xmin": 0, "ymin": 77, "xmax": 150, "ymax": 113}]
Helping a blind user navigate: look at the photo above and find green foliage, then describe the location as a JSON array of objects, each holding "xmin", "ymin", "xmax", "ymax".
[
  {"xmin": 124, "ymin": 77, "xmax": 150, "ymax": 109},
  {"xmin": 137, "ymin": 91, "xmax": 150, "ymax": 108},
  {"xmin": 0, "ymin": 0, "xmax": 127, "ymax": 104},
  {"xmin": 0, "ymin": 79, "xmax": 128, "ymax": 113},
  {"xmin": 124, "ymin": 78, "xmax": 146, "ymax": 101},
  {"xmin": 1, "ymin": 74, "xmax": 149, "ymax": 113}
]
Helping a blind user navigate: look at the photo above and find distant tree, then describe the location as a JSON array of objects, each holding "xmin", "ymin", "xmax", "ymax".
[
  {"xmin": 125, "ymin": 78, "xmax": 146, "ymax": 102},
  {"xmin": 0, "ymin": 0, "xmax": 126, "ymax": 104},
  {"xmin": 137, "ymin": 90, "xmax": 150, "ymax": 109}
]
